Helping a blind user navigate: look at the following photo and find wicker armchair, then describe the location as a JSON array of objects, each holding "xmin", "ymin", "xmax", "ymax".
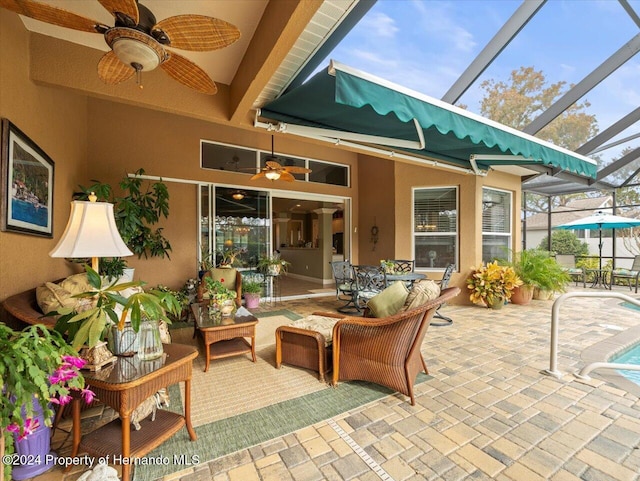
[{"xmin": 331, "ymin": 286, "xmax": 460, "ymax": 405}]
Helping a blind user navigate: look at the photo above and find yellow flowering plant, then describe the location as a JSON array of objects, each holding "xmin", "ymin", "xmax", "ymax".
[{"xmin": 466, "ymin": 261, "xmax": 523, "ymax": 307}]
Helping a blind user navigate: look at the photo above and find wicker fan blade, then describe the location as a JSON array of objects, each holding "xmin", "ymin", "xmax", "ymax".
[
  {"xmin": 160, "ymin": 52, "xmax": 217, "ymax": 95},
  {"xmin": 97, "ymin": 50, "xmax": 135, "ymax": 85},
  {"xmin": 97, "ymin": 0, "xmax": 138, "ymax": 25},
  {"xmin": 266, "ymin": 161, "xmax": 283, "ymax": 170},
  {"xmin": 0, "ymin": 0, "xmax": 104, "ymax": 32},
  {"xmin": 250, "ymin": 171, "xmax": 266, "ymax": 181},
  {"xmin": 280, "ymin": 171, "xmax": 296, "ymax": 182},
  {"xmin": 284, "ymin": 166, "xmax": 312, "ymax": 174},
  {"xmin": 153, "ymin": 15, "xmax": 240, "ymax": 52}
]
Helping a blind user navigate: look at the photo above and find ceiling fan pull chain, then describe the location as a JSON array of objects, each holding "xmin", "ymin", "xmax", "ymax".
[{"xmin": 132, "ymin": 62, "xmax": 144, "ymax": 89}]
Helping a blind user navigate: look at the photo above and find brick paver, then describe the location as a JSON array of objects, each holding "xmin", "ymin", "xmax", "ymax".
[{"xmin": 33, "ymin": 289, "xmax": 640, "ymax": 481}]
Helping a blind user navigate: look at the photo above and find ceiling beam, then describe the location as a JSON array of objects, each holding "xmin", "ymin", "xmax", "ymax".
[
  {"xmin": 441, "ymin": 0, "xmax": 545, "ymax": 104},
  {"xmin": 228, "ymin": 0, "xmax": 323, "ymax": 125},
  {"xmin": 597, "ymin": 145, "xmax": 640, "ymax": 180},
  {"xmin": 524, "ymin": 33, "xmax": 640, "ymax": 135}
]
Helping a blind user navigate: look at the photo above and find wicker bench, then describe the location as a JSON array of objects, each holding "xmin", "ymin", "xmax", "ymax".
[
  {"xmin": 275, "ymin": 313, "xmax": 341, "ymax": 382},
  {"xmin": 2, "ymin": 285, "xmax": 58, "ymax": 329}
]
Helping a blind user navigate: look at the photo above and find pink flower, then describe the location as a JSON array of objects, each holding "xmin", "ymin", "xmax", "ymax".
[
  {"xmin": 62, "ymin": 355, "xmax": 86, "ymax": 369},
  {"xmin": 7, "ymin": 418, "xmax": 40, "ymax": 441},
  {"xmin": 81, "ymin": 388, "xmax": 95, "ymax": 404},
  {"xmin": 49, "ymin": 368, "xmax": 77, "ymax": 384}
]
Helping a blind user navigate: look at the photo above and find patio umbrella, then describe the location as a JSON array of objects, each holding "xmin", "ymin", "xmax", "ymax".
[{"xmin": 554, "ymin": 210, "xmax": 640, "ymax": 270}]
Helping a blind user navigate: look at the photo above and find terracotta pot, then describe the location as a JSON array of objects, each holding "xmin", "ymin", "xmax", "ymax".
[
  {"xmin": 511, "ymin": 285, "xmax": 534, "ymax": 305},
  {"xmin": 533, "ymin": 288, "xmax": 554, "ymax": 300}
]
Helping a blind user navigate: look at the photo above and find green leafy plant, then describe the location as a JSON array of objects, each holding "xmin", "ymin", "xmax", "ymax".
[
  {"xmin": 53, "ymin": 266, "xmax": 181, "ymax": 350},
  {"xmin": 99, "ymin": 257, "xmax": 127, "ymax": 282},
  {"xmin": 217, "ymin": 247, "xmax": 245, "ymax": 267},
  {"xmin": 380, "ymin": 260, "xmax": 395, "ymax": 274},
  {"xmin": 75, "ymin": 168, "xmax": 172, "ymax": 260},
  {"xmin": 257, "ymin": 255, "xmax": 290, "ymax": 275},
  {"xmin": 501, "ymin": 249, "xmax": 571, "ymax": 292},
  {"xmin": 0, "ymin": 324, "xmax": 90, "ymax": 481},
  {"xmin": 242, "ymin": 280, "xmax": 263, "ymax": 294},
  {"xmin": 466, "ymin": 261, "xmax": 523, "ymax": 307},
  {"xmin": 204, "ymin": 277, "xmax": 236, "ymax": 301}
]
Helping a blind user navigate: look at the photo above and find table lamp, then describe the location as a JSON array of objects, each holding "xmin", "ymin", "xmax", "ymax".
[{"xmin": 49, "ymin": 193, "xmax": 133, "ymax": 272}]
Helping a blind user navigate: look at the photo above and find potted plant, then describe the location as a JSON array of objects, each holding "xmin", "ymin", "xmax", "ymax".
[
  {"xmin": 502, "ymin": 249, "xmax": 571, "ymax": 303},
  {"xmin": 380, "ymin": 259, "xmax": 395, "ymax": 274},
  {"xmin": 53, "ymin": 266, "xmax": 181, "ymax": 354},
  {"xmin": 0, "ymin": 324, "xmax": 92, "ymax": 481},
  {"xmin": 99, "ymin": 257, "xmax": 128, "ymax": 284},
  {"xmin": 203, "ymin": 277, "xmax": 236, "ymax": 317},
  {"xmin": 75, "ymin": 168, "xmax": 172, "ymax": 262},
  {"xmin": 466, "ymin": 261, "xmax": 522, "ymax": 309},
  {"xmin": 242, "ymin": 280, "xmax": 262, "ymax": 309},
  {"xmin": 217, "ymin": 247, "xmax": 245, "ymax": 267},
  {"xmin": 199, "ymin": 245, "xmax": 215, "ymax": 279},
  {"xmin": 257, "ymin": 255, "xmax": 290, "ymax": 276}
]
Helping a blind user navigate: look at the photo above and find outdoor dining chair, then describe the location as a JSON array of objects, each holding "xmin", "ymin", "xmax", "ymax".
[
  {"xmin": 390, "ymin": 259, "xmax": 415, "ymax": 273},
  {"xmin": 329, "ymin": 260, "xmax": 359, "ymax": 313},
  {"xmin": 352, "ymin": 265, "xmax": 386, "ymax": 311},
  {"xmin": 555, "ymin": 255, "xmax": 586, "ymax": 288},
  {"xmin": 432, "ymin": 263, "xmax": 455, "ymax": 326},
  {"xmin": 610, "ymin": 255, "xmax": 640, "ymax": 293}
]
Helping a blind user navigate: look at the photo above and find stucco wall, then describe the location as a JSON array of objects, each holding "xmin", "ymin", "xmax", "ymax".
[
  {"xmin": 391, "ymin": 162, "xmax": 522, "ymax": 304},
  {"xmin": 357, "ymin": 155, "xmax": 395, "ymax": 265},
  {"xmin": 86, "ymin": 98, "xmax": 358, "ymax": 289},
  {"xmin": 0, "ymin": 11, "xmax": 89, "ymax": 300}
]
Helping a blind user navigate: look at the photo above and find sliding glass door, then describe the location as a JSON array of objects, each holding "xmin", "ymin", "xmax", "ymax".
[{"xmin": 200, "ymin": 185, "xmax": 271, "ymax": 269}]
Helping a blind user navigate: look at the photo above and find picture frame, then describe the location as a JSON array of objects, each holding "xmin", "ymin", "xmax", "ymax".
[{"xmin": 0, "ymin": 119, "xmax": 54, "ymax": 237}]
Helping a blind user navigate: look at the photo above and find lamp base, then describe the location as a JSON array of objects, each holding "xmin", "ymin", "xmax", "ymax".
[{"xmin": 79, "ymin": 341, "xmax": 117, "ymax": 371}]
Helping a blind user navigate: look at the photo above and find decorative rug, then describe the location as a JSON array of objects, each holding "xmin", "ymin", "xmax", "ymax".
[{"xmin": 130, "ymin": 308, "xmax": 432, "ymax": 481}]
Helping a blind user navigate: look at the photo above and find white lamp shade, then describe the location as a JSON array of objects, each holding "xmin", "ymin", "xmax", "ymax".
[
  {"xmin": 265, "ymin": 170, "xmax": 281, "ymax": 180},
  {"xmin": 49, "ymin": 201, "xmax": 133, "ymax": 259}
]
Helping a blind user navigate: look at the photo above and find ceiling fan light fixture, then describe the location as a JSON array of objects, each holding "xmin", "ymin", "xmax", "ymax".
[
  {"xmin": 106, "ymin": 28, "xmax": 166, "ymax": 72},
  {"xmin": 265, "ymin": 170, "xmax": 281, "ymax": 181},
  {"xmin": 231, "ymin": 191, "xmax": 245, "ymax": 200},
  {"xmin": 111, "ymin": 37, "xmax": 161, "ymax": 71}
]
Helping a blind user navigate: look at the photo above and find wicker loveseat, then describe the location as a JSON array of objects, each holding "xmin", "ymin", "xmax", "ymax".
[
  {"xmin": 2, "ymin": 284, "xmax": 59, "ymax": 329},
  {"xmin": 332, "ymin": 286, "xmax": 460, "ymax": 405}
]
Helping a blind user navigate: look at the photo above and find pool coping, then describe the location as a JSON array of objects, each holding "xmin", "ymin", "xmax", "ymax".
[{"xmin": 580, "ymin": 301, "xmax": 640, "ymax": 396}]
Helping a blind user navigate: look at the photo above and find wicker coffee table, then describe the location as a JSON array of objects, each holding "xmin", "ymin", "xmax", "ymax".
[{"xmin": 191, "ymin": 303, "xmax": 259, "ymax": 372}]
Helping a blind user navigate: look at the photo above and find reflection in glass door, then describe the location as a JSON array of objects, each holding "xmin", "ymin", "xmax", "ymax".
[{"xmin": 199, "ymin": 185, "xmax": 271, "ymax": 270}]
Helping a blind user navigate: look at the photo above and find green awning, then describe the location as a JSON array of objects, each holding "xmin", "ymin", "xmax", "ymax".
[{"xmin": 258, "ymin": 62, "xmax": 597, "ymax": 179}]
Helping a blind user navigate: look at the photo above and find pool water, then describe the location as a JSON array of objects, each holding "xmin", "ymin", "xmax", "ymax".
[{"xmin": 613, "ymin": 345, "xmax": 640, "ymax": 386}]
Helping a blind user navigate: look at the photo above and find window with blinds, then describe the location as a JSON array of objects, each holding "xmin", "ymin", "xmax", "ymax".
[
  {"xmin": 482, "ymin": 187, "xmax": 512, "ymax": 262},
  {"xmin": 413, "ymin": 187, "xmax": 458, "ymax": 270}
]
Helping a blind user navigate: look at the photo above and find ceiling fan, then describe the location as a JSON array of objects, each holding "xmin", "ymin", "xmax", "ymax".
[
  {"xmin": 250, "ymin": 136, "xmax": 312, "ymax": 182},
  {"xmin": 0, "ymin": 0, "xmax": 240, "ymax": 94}
]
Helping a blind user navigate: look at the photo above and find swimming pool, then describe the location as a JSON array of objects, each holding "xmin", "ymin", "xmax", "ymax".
[{"xmin": 613, "ymin": 345, "xmax": 640, "ymax": 386}]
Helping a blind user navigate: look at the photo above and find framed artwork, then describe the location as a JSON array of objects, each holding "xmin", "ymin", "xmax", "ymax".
[{"xmin": 0, "ymin": 119, "xmax": 54, "ymax": 237}]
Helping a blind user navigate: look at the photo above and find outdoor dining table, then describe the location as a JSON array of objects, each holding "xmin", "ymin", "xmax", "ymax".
[{"xmin": 385, "ymin": 272, "xmax": 426, "ymax": 287}]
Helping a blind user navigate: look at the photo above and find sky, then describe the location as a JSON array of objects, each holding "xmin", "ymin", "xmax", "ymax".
[{"xmin": 318, "ymin": 0, "xmax": 640, "ymax": 168}]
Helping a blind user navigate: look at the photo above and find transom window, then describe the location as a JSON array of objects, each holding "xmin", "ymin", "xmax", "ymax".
[
  {"xmin": 201, "ymin": 140, "xmax": 349, "ymax": 187},
  {"xmin": 413, "ymin": 187, "xmax": 458, "ymax": 270}
]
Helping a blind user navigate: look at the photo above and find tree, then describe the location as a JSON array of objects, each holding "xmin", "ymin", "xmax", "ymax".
[
  {"xmin": 479, "ymin": 67, "xmax": 600, "ymax": 214},
  {"xmin": 538, "ymin": 230, "xmax": 588, "ymax": 256},
  {"xmin": 479, "ymin": 67, "xmax": 598, "ymax": 150}
]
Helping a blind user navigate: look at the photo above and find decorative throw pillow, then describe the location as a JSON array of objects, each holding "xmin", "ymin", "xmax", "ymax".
[
  {"xmin": 403, "ymin": 279, "xmax": 441, "ymax": 311},
  {"xmin": 60, "ymin": 273, "xmax": 93, "ymax": 295},
  {"xmin": 367, "ymin": 281, "xmax": 410, "ymax": 318},
  {"xmin": 36, "ymin": 282, "xmax": 74, "ymax": 314},
  {"xmin": 212, "ymin": 268, "xmax": 237, "ymax": 291}
]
